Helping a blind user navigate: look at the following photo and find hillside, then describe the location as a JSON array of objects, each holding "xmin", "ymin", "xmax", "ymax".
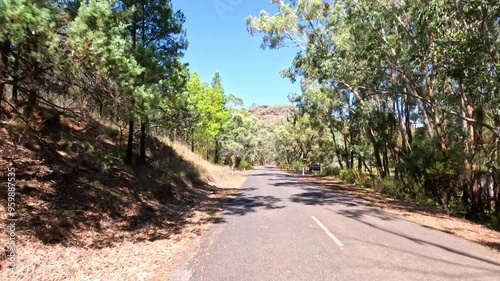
[
  {"xmin": 0, "ymin": 107, "xmax": 245, "ymax": 280},
  {"xmin": 248, "ymin": 104, "xmax": 295, "ymax": 123}
]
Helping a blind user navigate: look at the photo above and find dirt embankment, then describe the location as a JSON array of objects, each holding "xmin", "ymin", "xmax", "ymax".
[{"xmin": 0, "ymin": 111, "xmax": 247, "ymax": 280}]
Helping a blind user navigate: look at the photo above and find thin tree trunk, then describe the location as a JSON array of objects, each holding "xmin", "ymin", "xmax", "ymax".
[
  {"xmin": 25, "ymin": 89, "xmax": 37, "ymax": 116},
  {"xmin": 404, "ymin": 96, "xmax": 413, "ymax": 144},
  {"xmin": 214, "ymin": 136, "xmax": 220, "ymax": 164},
  {"xmin": 10, "ymin": 47, "xmax": 18, "ymax": 104},
  {"xmin": 126, "ymin": 5, "xmax": 137, "ymax": 166},
  {"xmin": 374, "ymin": 143, "xmax": 385, "ymax": 178},
  {"xmin": 191, "ymin": 128, "xmax": 195, "ymax": 152},
  {"xmin": 395, "ymin": 97, "xmax": 409, "ymax": 151},
  {"xmin": 12, "ymin": 80, "xmax": 18, "ymax": 105},
  {"xmin": 416, "ymin": 97, "xmax": 434, "ymax": 139},
  {"xmin": 0, "ymin": 41, "xmax": 10, "ymax": 104},
  {"xmin": 343, "ymin": 135, "xmax": 350, "ymax": 169},
  {"xmin": 139, "ymin": 121, "xmax": 147, "ymax": 165},
  {"xmin": 383, "ymin": 142, "xmax": 390, "ymax": 177},
  {"xmin": 363, "ymin": 160, "xmax": 372, "ymax": 175},
  {"xmin": 429, "ymin": 107, "xmax": 448, "ymax": 150},
  {"xmin": 494, "ymin": 117, "xmax": 500, "ymax": 217},
  {"xmin": 126, "ymin": 119, "xmax": 134, "ymax": 165},
  {"xmin": 425, "ymin": 65, "xmax": 447, "ymax": 149},
  {"xmin": 330, "ymin": 128, "xmax": 344, "ymax": 169}
]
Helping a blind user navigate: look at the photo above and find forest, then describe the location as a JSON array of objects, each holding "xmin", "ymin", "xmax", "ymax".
[{"xmin": 247, "ymin": 0, "xmax": 500, "ymax": 223}]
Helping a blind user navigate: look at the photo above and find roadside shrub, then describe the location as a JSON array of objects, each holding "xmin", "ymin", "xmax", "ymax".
[
  {"xmin": 239, "ymin": 159, "xmax": 250, "ymax": 169},
  {"xmin": 339, "ymin": 168, "xmax": 359, "ymax": 183},
  {"xmin": 358, "ymin": 174, "xmax": 374, "ymax": 189},
  {"xmin": 322, "ymin": 166, "xmax": 341, "ymax": 177},
  {"xmin": 278, "ymin": 161, "xmax": 289, "ymax": 170},
  {"xmin": 291, "ymin": 160, "xmax": 304, "ymax": 172},
  {"xmin": 381, "ymin": 178, "xmax": 400, "ymax": 198}
]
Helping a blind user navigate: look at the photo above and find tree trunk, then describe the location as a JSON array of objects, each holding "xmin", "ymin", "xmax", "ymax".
[
  {"xmin": 374, "ymin": 143, "xmax": 385, "ymax": 178},
  {"xmin": 404, "ymin": 98, "xmax": 413, "ymax": 144},
  {"xmin": 416, "ymin": 98, "xmax": 434, "ymax": 139},
  {"xmin": 395, "ymin": 97, "xmax": 409, "ymax": 151},
  {"xmin": 139, "ymin": 121, "xmax": 147, "ymax": 165},
  {"xmin": 367, "ymin": 126, "xmax": 385, "ymax": 177},
  {"xmin": 125, "ymin": 119, "xmax": 134, "ymax": 165},
  {"xmin": 494, "ymin": 168, "xmax": 499, "ymax": 218},
  {"xmin": 383, "ymin": 143, "xmax": 390, "ymax": 177},
  {"xmin": 25, "ymin": 89, "xmax": 37, "ymax": 116},
  {"xmin": 363, "ymin": 160, "xmax": 372, "ymax": 175},
  {"xmin": 430, "ymin": 107, "xmax": 448, "ymax": 150},
  {"xmin": 494, "ymin": 117, "xmax": 500, "ymax": 217},
  {"xmin": 330, "ymin": 128, "xmax": 344, "ymax": 169},
  {"xmin": 205, "ymin": 138, "xmax": 209, "ymax": 161},
  {"xmin": 343, "ymin": 136, "xmax": 350, "ymax": 168},
  {"xmin": 191, "ymin": 129, "xmax": 195, "ymax": 152},
  {"xmin": 214, "ymin": 136, "xmax": 220, "ymax": 164},
  {"xmin": 0, "ymin": 41, "xmax": 10, "ymax": 104},
  {"xmin": 391, "ymin": 70, "xmax": 409, "ymax": 152},
  {"xmin": 12, "ymin": 81, "xmax": 18, "ymax": 105},
  {"xmin": 460, "ymin": 82, "xmax": 479, "ymax": 218}
]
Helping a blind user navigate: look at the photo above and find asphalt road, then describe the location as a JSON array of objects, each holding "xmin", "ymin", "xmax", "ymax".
[{"xmin": 171, "ymin": 167, "xmax": 500, "ymax": 281}]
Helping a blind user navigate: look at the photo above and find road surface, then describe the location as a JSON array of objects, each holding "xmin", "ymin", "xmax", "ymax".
[{"xmin": 171, "ymin": 167, "xmax": 500, "ymax": 281}]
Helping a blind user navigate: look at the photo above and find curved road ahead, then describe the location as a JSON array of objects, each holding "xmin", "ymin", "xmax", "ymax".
[{"xmin": 171, "ymin": 167, "xmax": 500, "ymax": 281}]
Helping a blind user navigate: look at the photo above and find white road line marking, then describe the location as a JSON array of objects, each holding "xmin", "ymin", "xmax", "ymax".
[{"xmin": 311, "ymin": 216, "xmax": 344, "ymax": 247}]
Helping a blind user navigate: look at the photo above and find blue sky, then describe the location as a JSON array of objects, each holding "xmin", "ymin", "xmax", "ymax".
[{"xmin": 171, "ymin": 0, "xmax": 302, "ymax": 107}]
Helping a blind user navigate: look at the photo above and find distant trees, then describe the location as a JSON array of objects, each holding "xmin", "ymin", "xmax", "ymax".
[
  {"xmin": 184, "ymin": 71, "xmax": 266, "ymax": 169},
  {"xmin": 248, "ymin": 0, "xmax": 500, "ymax": 220}
]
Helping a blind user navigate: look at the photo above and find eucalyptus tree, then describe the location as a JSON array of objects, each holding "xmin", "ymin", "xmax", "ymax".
[
  {"xmin": 220, "ymin": 108, "xmax": 260, "ymax": 168},
  {"xmin": 248, "ymin": 0, "xmax": 500, "ymax": 218}
]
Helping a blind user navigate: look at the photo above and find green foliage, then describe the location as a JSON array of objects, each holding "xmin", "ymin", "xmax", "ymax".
[
  {"xmin": 291, "ymin": 160, "xmax": 304, "ymax": 172},
  {"xmin": 187, "ymin": 71, "xmax": 230, "ymax": 140},
  {"xmin": 278, "ymin": 161, "xmax": 289, "ymax": 170},
  {"xmin": 68, "ymin": 0, "xmax": 143, "ymax": 94},
  {"xmin": 239, "ymin": 159, "xmax": 250, "ymax": 169},
  {"xmin": 339, "ymin": 169, "xmax": 359, "ymax": 184},
  {"xmin": 322, "ymin": 166, "xmax": 341, "ymax": 177}
]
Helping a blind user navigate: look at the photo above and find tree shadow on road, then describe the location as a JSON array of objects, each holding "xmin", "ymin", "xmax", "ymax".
[
  {"xmin": 333, "ymin": 207, "xmax": 500, "ymax": 268},
  {"xmin": 346, "ymin": 234, "xmax": 500, "ymax": 276},
  {"xmin": 211, "ymin": 187, "xmax": 285, "ymax": 223},
  {"xmin": 248, "ymin": 173, "xmax": 297, "ymax": 178}
]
